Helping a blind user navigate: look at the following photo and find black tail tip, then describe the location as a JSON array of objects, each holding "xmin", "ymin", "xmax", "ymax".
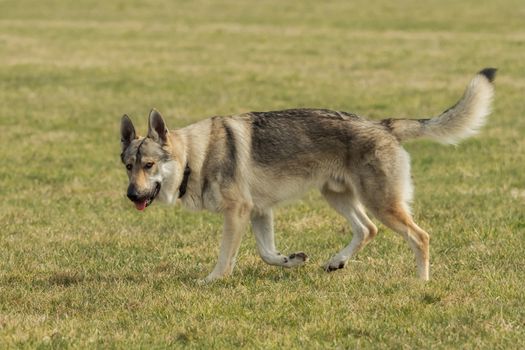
[{"xmin": 478, "ymin": 68, "xmax": 497, "ymax": 83}]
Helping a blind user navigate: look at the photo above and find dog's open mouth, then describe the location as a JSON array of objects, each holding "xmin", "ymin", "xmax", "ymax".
[{"xmin": 134, "ymin": 183, "xmax": 161, "ymax": 211}]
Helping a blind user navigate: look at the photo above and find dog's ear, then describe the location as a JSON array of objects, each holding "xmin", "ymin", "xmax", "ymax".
[
  {"xmin": 120, "ymin": 114, "xmax": 137, "ymax": 150},
  {"xmin": 147, "ymin": 109, "xmax": 169, "ymax": 144}
]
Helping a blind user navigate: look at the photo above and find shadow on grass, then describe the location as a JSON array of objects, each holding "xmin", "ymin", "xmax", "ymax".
[
  {"xmin": 47, "ymin": 271, "xmax": 85, "ymax": 286},
  {"xmin": 2, "ymin": 264, "xmax": 200, "ymax": 289}
]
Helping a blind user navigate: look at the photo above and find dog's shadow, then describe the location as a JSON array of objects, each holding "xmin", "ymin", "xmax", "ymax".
[{"xmin": 27, "ymin": 262, "xmax": 315, "ymax": 290}]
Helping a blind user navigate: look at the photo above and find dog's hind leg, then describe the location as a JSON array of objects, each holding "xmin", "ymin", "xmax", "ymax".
[
  {"xmin": 251, "ymin": 209, "xmax": 308, "ymax": 268},
  {"xmin": 322, "ymin": 189, "xmax": 378, "ymax": 271},
  {"xmin": 374, "ymin": 207, "xmax": 430, "ymax": 281},
  {"xmin": 356, "ymin": 148, "xmax": 430, "ymax": 280}
]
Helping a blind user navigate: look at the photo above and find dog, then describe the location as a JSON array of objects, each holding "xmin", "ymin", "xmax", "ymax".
[{"xmin": 120, "ymin": 68, "xmax": 496, "ymax": 282}]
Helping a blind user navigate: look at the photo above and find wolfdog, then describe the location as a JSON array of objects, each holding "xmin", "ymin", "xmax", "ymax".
[{"xmin": 120, "ymin": 68, "xmax": 496, "ymax": 282}]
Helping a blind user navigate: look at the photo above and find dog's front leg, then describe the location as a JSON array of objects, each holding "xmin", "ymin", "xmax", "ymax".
[
  {"xmin": 204, "ymin": 204, "xmax": 251, "ymax": 283},
  {"xmin": 251, "ymin": 209, "xmax": 308, "ymax": 267}
]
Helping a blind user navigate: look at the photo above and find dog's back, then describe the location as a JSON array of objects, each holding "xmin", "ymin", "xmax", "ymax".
[{"xmin": 248, "ymin": 108, "xmax": 393, "ymax": 174}]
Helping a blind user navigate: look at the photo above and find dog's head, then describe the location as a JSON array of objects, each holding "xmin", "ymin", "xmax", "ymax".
[{"xmin": 120, "ymin": 109, "xmax": 184, "ymax": 210}]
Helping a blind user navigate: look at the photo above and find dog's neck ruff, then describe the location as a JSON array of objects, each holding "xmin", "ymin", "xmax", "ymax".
[{"xmin": 178, "ymin": 164, "xmax": 191, "ymax": 198}]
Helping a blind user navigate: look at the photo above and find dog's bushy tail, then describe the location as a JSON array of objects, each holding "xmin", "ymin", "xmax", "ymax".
[{"xmin": 382, "ymin": 68, "xmax": 496, "ymax": 144}]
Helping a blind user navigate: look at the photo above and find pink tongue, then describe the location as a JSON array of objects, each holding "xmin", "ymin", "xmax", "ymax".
[{"xmin": 135, "ymin": 201, "xmax": 147, "ymax": 211}]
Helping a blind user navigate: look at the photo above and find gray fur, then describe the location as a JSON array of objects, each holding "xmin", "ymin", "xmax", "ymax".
[
  {"xmin": 222, "ymin": 119, "xmax": 237, "ymax": 180},
  {"xmin": 122, "ymin": 137, "xmax": 170, "ymax": 166},
  {"xmin": 250, "ymin": 109, "xmax": 383, "ymax": 176},
  {"xmin": 202, "ymin": 117, "xmax": 236, "ymax": 180}
]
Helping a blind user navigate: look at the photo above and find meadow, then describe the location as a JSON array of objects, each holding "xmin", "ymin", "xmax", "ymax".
[{"xmin": 1, "ymin": 0, "xmax": 524, "ymax": 348}]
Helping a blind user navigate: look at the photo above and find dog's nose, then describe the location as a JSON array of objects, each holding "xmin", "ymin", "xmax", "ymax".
[{"xmin": 127, "ymin": 185, "xmax": 139, "ymax": 202}]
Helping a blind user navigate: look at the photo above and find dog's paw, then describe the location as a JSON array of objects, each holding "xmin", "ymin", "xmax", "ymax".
[
  {"xmin": 199, "ymin": 273, "xmax": 224, "ymax": 284},
  {"xmin": 196, "ymin": 278, "xmax": 209, "ymax": 286},
  {"xmin": 324, "ymin": 260, "xmax": 346, "ymax": 272},
  {"xmin": 284, "ymin": 251, "xmax": 309, "ymax": 267}
]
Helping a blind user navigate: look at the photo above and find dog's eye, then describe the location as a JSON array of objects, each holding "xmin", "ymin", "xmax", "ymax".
[
  {"xmin": 145, "ymin": 162, "xmax": 154, "ymax": 169},
  {"xmin": 126, "ymin": 164, "xmax": 132, "ymax": 170}
]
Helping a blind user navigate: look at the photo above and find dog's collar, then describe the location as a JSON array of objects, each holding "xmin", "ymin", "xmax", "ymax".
[{"xmin": 178, "ymin": 164, "xmax": 191, "ymax": 198}]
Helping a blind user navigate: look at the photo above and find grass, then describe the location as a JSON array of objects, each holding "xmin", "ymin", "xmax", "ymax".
[{"xmin": 1, "ymin": 0, "xmax": 524, "ymax": 348}]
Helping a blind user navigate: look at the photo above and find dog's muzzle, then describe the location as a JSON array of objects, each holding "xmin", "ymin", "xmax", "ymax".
[{"xmin": 127, "ymin": 182, "xmax": 161, "ymax": 211}]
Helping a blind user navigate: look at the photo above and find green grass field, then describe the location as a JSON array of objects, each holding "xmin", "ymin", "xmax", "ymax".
[{"xmin": 1, "ymin": 0, "xmax": 524, "ymax": 348}]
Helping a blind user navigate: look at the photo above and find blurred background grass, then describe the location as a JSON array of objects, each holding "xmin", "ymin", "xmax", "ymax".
[{"xmin": 0, "ymin": 0, "xmax": 524, "ymax": 348}]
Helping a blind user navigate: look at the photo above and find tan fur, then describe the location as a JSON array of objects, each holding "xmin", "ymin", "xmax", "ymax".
[{"xmin": 120, "ymin": 69, "xmax": 496, "ymax": 282}]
